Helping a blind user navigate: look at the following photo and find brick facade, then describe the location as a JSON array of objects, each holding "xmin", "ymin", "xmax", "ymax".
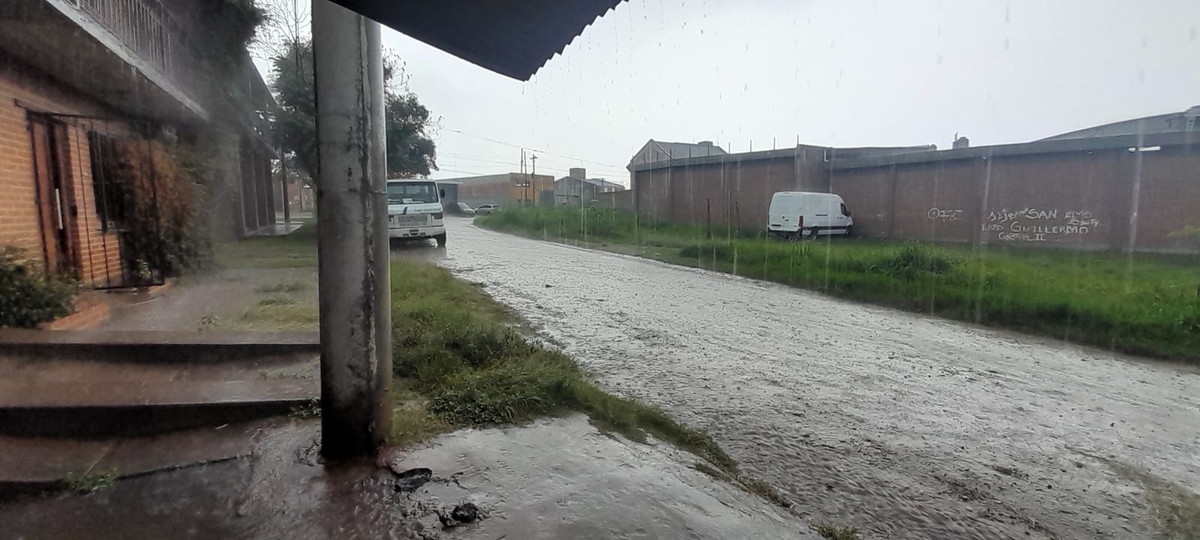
[{"xmin": 0, "ymin": 54, "xmax": 125, "ymax": 286}]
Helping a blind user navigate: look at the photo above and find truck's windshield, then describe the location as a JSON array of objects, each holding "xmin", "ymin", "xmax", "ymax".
[{"xmin": 386, "ymin": 182, "xmax": 438, "ymax": 204}]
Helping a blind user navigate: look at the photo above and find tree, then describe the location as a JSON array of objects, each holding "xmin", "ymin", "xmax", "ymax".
[{"xmin": 267, "ymin": 40, "xmax": 438, "ymax": 179}]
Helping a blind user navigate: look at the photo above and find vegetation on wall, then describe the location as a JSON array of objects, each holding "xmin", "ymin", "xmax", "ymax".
[
  {"xmin": 201, "ymin": 0, "xmax": 268, "ymax": 65},
  {"xmin": 106, "ymin": 139, "xmax": 214, "ymax": 284},
  {"xmin": 0, "ymin": 247, "xmax": 77, "ymax": 328}
]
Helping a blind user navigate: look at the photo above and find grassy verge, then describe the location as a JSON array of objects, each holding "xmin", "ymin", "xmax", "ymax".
[
  {"xmin": 213, "ymin": 220, "xmax": 319, "ymax": 269},
  {"xmin": 389, "ymin": 258, "xmax": 785, "ymax": 503},
  {"xmin": 478, "ymin": 207, "xmax": 1200, "ymax": 362},
  {"xmin": 1093, "ymin": 457, "xmax": 1200, "ymax": 540},
  {"xmin": 212, "ymin": 220, "xmax": 784, "ymax": 504}
]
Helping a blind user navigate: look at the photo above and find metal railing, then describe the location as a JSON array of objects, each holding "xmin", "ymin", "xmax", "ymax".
[{"xmin": 63, "ymin": 0, "xmax": 201, "ymax": 100}]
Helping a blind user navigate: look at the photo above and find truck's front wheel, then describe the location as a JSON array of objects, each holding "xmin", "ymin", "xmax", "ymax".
[{"xmin": 435, "ymin": 234, "xmax": 447, "ymax": 248}]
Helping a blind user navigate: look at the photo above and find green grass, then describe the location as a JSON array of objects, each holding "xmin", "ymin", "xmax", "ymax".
[
  {"xmin": 214, "ymin": 220, "xmax": 318, "ymax": 269},
  {"xmin": 254, "ymin": 281, "xmax": 308, "ymax": 294},
  {"xmin": 1094, "ymin": 457, "xmax": 1200, "ymax": 540},
  {"xmin": 210, "ymin": 219, "xmax": 782, "ymax": 504},
  {"xmin": 479, "ymin": 207, "xmax": 1200, "ymax": 362},
  {"xmin": 64, "ymin": 469, "xmax": 119, "ymax": 493},
  {"xmin": 389, "ymin": 258, "xmax": 791, "ymax": 503}
]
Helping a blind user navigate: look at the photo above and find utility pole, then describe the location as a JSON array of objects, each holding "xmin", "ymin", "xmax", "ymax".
[
  {"xmin": 312, "ymin": 0, "xmax": 390, "ymax": 459},
  {"xmin": 529, "ymin": 154, "xmax": 537, "ymax": 206}
]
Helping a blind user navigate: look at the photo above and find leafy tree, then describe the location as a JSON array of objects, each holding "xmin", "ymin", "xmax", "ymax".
[{"xmin": 268, "ymin": 40, "xmax": 438, "ymax": 179}]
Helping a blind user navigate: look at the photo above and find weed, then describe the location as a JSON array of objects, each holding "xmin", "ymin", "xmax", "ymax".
[
  {"xmin": 256, "ymin": 295, "xmax": 296, "ymax": 307},
  {"xmin": 254, "ymin": 281, "xmax": 308, "ymax": 294},
  {"xmin": 692, "ymin": 462, "xmax": 729, "ymax": 480},
  {"xmin": 873, "ymin": 242, "xmax": 958, "ymax": 280},
  {"xmin": 235, "ymin": 303, "xmax": 319, "ymax": 330},
  {"xmin": 811, "ymin": 522, "xmax": 862, "ymax": 540},
  {"xmin": 388, "ymin": 387, "xmax": 450, "ymax": 447},
  {"xmin": 65, "ymin": 469, "xmax": 119, "ymax": 493},
  {"xmin": 197, "ymin": 314, "xmax": 219, "ymax": 329},
  {"xmin": 289, "ymin": 399, "xmax": 321, "ymax": 419},
  {"xmin": 738, "ymin": 475, "xmax": 790, "ymax": 507},
  {"xmin": 1099, "ymin": 458, "xmax": 1200, "ymax": 540}
]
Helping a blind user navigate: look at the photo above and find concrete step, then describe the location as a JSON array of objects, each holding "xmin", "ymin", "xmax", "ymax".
[
  {"xmin": 0, "ymin": 329, "xmax": 319, "ymax": 364},
  {"xmin": 0, "ymin": 353, "xmax": 318, "ymax": 438},
  {"xmin": 0, "ymin": 419, "xmax": 286, "ymax": 499}
]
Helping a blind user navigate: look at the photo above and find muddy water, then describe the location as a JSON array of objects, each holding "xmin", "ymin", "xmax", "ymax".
[
  {"xmin": 433, "ymin": 218, "xmax": 1200, "ymax": 540},
  {"xmin": 2, "ymin": 416, "xmax": 806, "ymax": 539}
]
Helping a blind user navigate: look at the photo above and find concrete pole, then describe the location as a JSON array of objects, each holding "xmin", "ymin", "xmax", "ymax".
[{"xmin": 312, "ymin": 0, "xmax": 391, "ymax": 459}]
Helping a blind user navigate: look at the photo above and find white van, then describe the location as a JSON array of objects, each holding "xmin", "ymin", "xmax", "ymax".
[
  {"xmin": 386, "ymin": 179, "xmax": 447, "ymax": 247},
  {"xmin": 767, "ymin": 191, "xmax": 853, "ymax": 239}
]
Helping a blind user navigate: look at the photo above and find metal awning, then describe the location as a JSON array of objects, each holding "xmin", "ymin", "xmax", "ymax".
[{"xmin": 328, "ymin": 0, "xmax": 624, "ymax": 80}]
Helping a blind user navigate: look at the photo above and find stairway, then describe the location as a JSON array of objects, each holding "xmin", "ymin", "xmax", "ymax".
[{"xmin": 0, "ymin": 329, "xmax": 320, "ymax": 497}]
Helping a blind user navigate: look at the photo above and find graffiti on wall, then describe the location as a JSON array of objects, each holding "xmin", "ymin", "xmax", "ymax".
[
  {"xmin": 980, "ymin": 207, "xmax": 1101, "ymax": 242},
  {"xmin": 926, "ymin": 208, "xmax": 965, "ymax": 222}
]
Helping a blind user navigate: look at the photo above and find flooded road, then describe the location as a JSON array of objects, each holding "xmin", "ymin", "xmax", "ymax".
[{"xmin": 431, "ymin": 218, "xmax": 1200, "ymax": 540}]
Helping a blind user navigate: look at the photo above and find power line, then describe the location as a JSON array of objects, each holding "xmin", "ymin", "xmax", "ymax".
[
  {"xmin": 443, "ymin": 152, "xmax": 629, "ymax": 178},
  {"xmin": 442, "ymin": 127, "xmax": 627, "ymax": 170}
]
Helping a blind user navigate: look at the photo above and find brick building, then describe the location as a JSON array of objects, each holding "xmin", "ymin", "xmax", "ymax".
[
  {"xmin": 0, "ymin": 0, "xmax": 275, "ymax": 288},
  {"xmin": 440, "ymin": 172, "xmax": 555, "ymax": 208},
  {"xmin": 554, "ymin": 167, "xmax": 623, "ymax": 206}
]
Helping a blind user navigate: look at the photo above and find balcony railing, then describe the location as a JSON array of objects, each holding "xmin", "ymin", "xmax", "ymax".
[{"xmin": 63, "ymin": 0, "xmax": 202, "ymax": 104}]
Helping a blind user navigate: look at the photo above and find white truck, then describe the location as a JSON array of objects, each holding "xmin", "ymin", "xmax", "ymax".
[
  {"xmin": 766, "ymin": 191, "xmax": 853, "ymax": 239},
  {"xmin": 386, "ymin": 179, "xmax": 447, "ymax": 247}
]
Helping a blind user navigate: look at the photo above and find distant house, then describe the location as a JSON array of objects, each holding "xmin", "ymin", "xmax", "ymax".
[
  {"xmin": 554, "ymin": 168, "xmax": 624, "ymax": 206},
  {"xmin": 1040, "ymin": 106, "xmax": 1200, "ymax": 141},
  {"xmin": 627, "ymin": 139, "xmax": 727, "ymax": 171},
  {"xmin": 437, "ymin": 173, "xmax": 554, "ymax": 207}
]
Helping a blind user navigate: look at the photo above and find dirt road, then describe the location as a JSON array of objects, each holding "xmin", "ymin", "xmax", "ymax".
[{"xmin": 426, "ymin": 218, "xmax": 1200, "ymax": 539}]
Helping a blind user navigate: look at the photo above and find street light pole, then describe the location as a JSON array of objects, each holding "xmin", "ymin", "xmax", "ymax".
[{"xmin": 312, "ymin": 0, "xmax": 391, "ymax": 459}]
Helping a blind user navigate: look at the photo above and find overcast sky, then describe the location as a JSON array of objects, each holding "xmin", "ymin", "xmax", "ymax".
[{"xmin": 292, "ymin": 0, "xmax": 1200, "ymax": 185}]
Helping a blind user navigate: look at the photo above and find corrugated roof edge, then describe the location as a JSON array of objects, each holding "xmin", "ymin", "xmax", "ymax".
[
  {"xmin": 329, "ymin": 1, "xmax": 624, "ymax": 81},
  {"xmin": 831, "ymin": 130, "xmax": 1199, "ymax": 170}
]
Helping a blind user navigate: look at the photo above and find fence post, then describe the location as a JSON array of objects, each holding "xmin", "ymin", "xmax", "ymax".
[
  {"xmin": 706, "ymin": 198, "xmax": 712, "ymax": 239},
  {"xmin": 734, "ymin": 201, "xmax": 741, "ymax": 237}
]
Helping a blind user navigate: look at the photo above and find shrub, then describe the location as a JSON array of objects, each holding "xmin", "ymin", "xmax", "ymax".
[
  {"xmin": 107, "ymin": 140, "xmax": 213, "ymax": 285},
  {"xmin": 873, "ymin": 242, "xmax": 959, "ymax": 280},
  {"xmin": 0, "ymin": 247, "xmax": 78, "ymax": 328}
]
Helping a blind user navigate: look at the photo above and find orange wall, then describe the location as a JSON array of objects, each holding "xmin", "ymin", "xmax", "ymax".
[{"xmin": 0, "ymin": 54, "xmax": 124, "ymax": 286}]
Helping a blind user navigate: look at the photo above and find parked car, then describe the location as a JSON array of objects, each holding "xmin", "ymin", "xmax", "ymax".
[
  {"xmin": 451, "ymin": 201, "xmax": 475, "ymax": 215},
  {"xmin": 474, "ymin": 203, "xmax": 500, "ymax": 215},
  {"xmin": 387, "ymin": 179, "xmax": 447, "ymax": 247},
  {"xmin": 766, "ymin": 191, "xmax": 852, "ymax": 239}
]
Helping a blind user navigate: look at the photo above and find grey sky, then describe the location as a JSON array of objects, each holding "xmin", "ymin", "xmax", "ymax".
[{"xmin": 363, "ymin": 0, "xmax": 1197, "ymax": 185}]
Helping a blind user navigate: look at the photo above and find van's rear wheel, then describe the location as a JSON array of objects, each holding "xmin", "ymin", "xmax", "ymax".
[{"xmin": 435, "ymin": 234, "xmax": 447, "ymax": 248}]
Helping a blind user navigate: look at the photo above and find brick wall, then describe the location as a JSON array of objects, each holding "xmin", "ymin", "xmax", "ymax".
[
  {"xmin": 0, "ymin": 54, "xmax": 125, "ymax": 285},
  {"xmin": 633, "ymin": 147, "xmax": 830, "ymax": 229},
  {"xmin": 632, "ymin": 142, "xmax": 1200, "ymax": 252}
]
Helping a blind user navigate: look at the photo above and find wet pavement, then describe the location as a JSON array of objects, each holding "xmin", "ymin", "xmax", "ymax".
[
  {"xmin": 424, "ymin": 217, "xmax": 1200, "ymax": 540},
  {"xmin": 99, "ymin": 267, "xmax": 318, "ymax": 332},
  {"xmin": 1, "ymin": 416, "xmax": 810, "ymax": 540}
]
